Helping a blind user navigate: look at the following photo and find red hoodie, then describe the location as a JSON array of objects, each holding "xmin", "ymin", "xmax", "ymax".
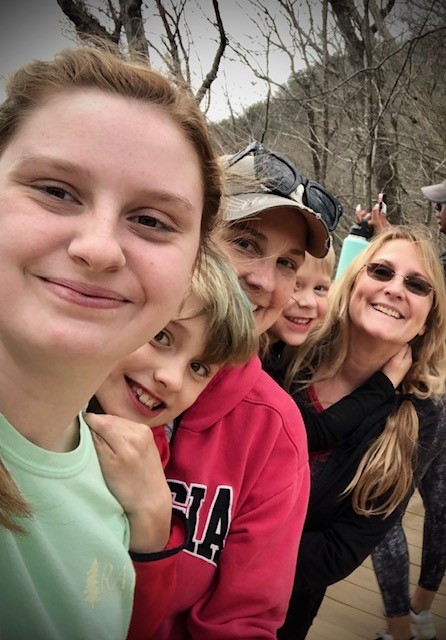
[
  {"xmin": 127, "ymin": 426, "xmax": 186, "ymax": 640},
  {"xmin": 150, "ymin": 356, "xmax": 310, "ymax": 639}
]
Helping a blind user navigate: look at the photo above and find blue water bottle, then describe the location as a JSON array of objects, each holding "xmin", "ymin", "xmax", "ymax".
[{"xmin": 335, "ymin": 218, "xmax": 372, "ymax": 280}]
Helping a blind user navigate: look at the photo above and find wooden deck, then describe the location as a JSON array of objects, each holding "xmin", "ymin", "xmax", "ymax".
[{"xmin": 307, "ymin": 491, "xmax": 446, "ymax": 640}]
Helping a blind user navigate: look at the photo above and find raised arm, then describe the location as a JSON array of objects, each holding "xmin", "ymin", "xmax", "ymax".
[{"xmin": 297, "ymin": 345, "xmax": 412, "ymax": 451}]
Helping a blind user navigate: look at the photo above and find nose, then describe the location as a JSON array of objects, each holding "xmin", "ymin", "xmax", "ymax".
[
  {"xmin": 243, "ymin": 259, "xmax": 276, "ymax": 294},
  {"xmin": 383, "ymin": 274, "xmax": 405, "ymax": 297},
  {"xmin": 68, "ymin": 207, "xmax": 126, "ymax": 272},
  {"xmin": 292, "ymin": 287, "xmax": 317, "ymax": 309},
  {"xmin": 153, "ymin": 360, "xmax": 184, "ymax": 392}
]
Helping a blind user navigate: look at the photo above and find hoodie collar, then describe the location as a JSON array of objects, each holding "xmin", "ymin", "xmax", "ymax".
[{"xmin": 178, "ymin": 356, "xmax": 263, "ymax": 431}]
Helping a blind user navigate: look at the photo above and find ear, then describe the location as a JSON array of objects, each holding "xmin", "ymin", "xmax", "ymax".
[{"xmin": 417, "ymin": 323, "xmax": 427, "ymax": 337}]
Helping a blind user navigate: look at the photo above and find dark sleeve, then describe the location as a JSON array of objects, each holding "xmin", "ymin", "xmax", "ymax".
[
  {"xmin": 296, "ymin": 371, "xmax": 395, "ymax": 451},
  {"xmin": 295, "ymin": 398, "xmax": 438, "ymax": 591},
  {"xmin": 295, "ymin": 494, "xmax": 408, "ymax": 590},
  {"xmin": 127, "ymin": 510, "xmax": 189, "ymax": 640}
]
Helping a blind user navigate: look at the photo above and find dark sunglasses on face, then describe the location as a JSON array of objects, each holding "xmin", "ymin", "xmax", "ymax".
[
  {"xmin": 365, "ymin": 262, "xmax": 433, "ymax": 297},
  {"xmin": 228, "ymin": 140, "xmax": 343, "ymax": 231}
]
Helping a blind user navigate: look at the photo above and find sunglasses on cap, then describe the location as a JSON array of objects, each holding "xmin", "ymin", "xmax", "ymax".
[
  {"xmin": 365, "ymin": 262, "xmax": 433, "ymax": 297},
  {"xmin": 227, "ymin": 140, "xmax": 343, "ymax": 231}
]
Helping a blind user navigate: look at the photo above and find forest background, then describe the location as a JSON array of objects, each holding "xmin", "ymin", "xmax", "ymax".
[{"xmin": 10, "ymin": 0, "xmax": 446, "ymax": 254}]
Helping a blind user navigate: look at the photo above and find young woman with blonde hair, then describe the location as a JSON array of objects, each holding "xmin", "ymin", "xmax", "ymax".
[{"xmin": 275, "ymin": 226, "xmax": 446, "ymax": 639}]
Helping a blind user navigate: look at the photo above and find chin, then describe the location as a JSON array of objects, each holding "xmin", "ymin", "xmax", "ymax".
[
  {"xmin": 288, "ymin": 335, "xmax": 308, "ymax": 347},
  {"xmin": 259, "ymin": 313, "xmax": 283, "ymax": 335}
]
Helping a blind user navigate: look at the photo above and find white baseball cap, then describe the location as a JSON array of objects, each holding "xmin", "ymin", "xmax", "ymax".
[
  {"xmin": 222, "ymin": 153, "xmax": 331, "ymax": 259},
  {"xmin": 421, "ymin": 178, "xmax": 446, "ymax": 203}
]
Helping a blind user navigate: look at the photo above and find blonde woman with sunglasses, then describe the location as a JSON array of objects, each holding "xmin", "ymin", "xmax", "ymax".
[{"xmin": 275, "ymin": 226, "xmax": 446, "ymax": 639}]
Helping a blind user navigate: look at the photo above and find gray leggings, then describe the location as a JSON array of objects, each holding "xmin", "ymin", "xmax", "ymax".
[{"xmin": 371, "ymin": 400, "xmax": 446, "ymax": 617}]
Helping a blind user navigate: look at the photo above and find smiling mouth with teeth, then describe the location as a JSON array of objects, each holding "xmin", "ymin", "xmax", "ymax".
[
  {"xmin": 372, "ymin": 304, "xmax": 402, "ymax": 319},
  {"xmin": 285, "ymin": 317, "xmax": 311, "ymax": 325},
  {"xmin": 128, "ymin": 379, "xmax": 165, "ymax": 411}
]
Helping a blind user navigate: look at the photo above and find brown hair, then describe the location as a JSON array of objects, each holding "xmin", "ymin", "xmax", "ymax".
[
  {"xmin": 284, "ymin": 226, "xmax": 446, "ymax": 517},
  {"xmin": 0, "ymin": 42, "xmax": 222, "ymax": 532}
]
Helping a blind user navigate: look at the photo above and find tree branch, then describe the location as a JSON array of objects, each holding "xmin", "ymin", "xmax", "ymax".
[
  {"xmin": 56, "ymin": 0, "xmax": 120, "ymax": 43},
  {"xmin": 119, "ymin": 0, "xmax": 149, "ymax": 56},
  {"xmin": 195, "ymin": 0, "xmax": 227, "ymax": 104}
]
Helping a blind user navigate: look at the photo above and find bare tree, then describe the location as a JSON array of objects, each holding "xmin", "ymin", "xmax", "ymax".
[
  {"xmin": 56, "ymin": 0, "xmax": 227, "ymax": 107},
  {"xmin": 222, "ymin": 0, "xmax": 446, "ymax": 241},
  {"xmin": 55, "ymin": 0, "xmax": 446, "ymax": 246}
]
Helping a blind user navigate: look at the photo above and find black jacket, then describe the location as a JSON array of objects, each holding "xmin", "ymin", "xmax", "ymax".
[
  {"xmin": 296, "ymin": 390, "xmax": 437, "ymax": 589},
  {"xmin": 263, "ymin": 347, "xmax": 439, "ymax": 590},
  {"xmin": 264, "ymin": 341, "xmax": 396, "ymax": 450}
]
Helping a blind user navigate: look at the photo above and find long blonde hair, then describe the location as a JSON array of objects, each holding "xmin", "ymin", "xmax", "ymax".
[
  {"xmin": 0, "ymin": 42, "xmax": 222, "ymax": 532},
  {"xmin": 284, "ymin": 226, "xmax": 446, "ymax": 517}
]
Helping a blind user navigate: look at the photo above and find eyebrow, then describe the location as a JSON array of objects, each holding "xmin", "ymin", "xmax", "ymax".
[
  {"xmin": 17, "ymin": 154, "xmax": 195, "ymax": 211},
  {"xmin": 238, "ymin": 223, "xmax": 305, "ymax": 256},
  {"xmin": 17, "ymin": 154, "xmax": 92, "ymax": 179},
  {"xmin": 138, "ymin": 189, "xmax": 194, "ymax": 212},
  {"xmin": 165, "ymin": 318, "xmax": 193, "ymax": 338}
]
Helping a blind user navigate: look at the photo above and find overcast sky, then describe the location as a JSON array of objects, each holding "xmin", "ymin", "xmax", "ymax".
[{"xmin": 0, "ymin": 0, "xmax": 293, "ymax": 122}]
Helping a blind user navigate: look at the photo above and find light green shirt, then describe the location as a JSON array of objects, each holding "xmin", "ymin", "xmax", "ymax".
[{"xmin": 0, "ymin": 412, "xmax": 135, "ymax": 640}]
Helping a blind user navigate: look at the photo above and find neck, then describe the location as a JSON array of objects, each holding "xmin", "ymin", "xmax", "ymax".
[
  {"xmin": 315, "ymin": 332, "xmax": 401, "ymax": 407},
  {"xmin": 0, "ymin": 351, "xmax": 112, "ymax": 452}
]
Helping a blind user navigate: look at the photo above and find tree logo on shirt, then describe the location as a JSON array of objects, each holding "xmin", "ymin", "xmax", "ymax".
[
  {"xmin": 168, "ymin": 481, "xmax": 232, "ymax": 566},
  {"xmin": 84, "ymin": 559, "xmax": 101, "ymax": 606},
  {"xmin": 83, "ymin": 558, "xmax": 132, "ymax": 606}
]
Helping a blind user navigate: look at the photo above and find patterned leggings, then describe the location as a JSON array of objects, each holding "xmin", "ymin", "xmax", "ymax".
[{"xmin": 371, "ymin": 401, "xmax": 446, "ymax": 617}]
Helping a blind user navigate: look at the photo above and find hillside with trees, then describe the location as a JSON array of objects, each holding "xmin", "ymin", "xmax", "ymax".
[{"xmin": 56, "ymin": 0, "xmax": 446, "ymax": 252}]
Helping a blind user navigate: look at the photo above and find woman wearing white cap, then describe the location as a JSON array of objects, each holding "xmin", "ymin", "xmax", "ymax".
[{"xmin": 147, "ymin": 142, "xmax": 334, "ymax": 638}]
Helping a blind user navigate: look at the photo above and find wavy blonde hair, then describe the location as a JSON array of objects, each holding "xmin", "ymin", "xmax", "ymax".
[
  {"xmin": 0, "ymin": 42, "xmax": 222, "ymax": 532},
  {"xmin": 318, "ymin": 243, "xmax": 336, "ymax": 277},
  {"xmin": 284, "ymin": 226, "xmax": 446, "ymax": 517},
  {"xmin": 179, "ymin": 245, "xmax": 258, "ymax": 366}
]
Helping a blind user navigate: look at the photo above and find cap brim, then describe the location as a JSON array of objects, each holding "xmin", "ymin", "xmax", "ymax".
[
  {"xmin": 421, "ymin": 183, "xmax": 446, "ymax": 203},
  {"xmin": 225, "ymin": 193, "xmax": 330, "ymax": 258}
]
